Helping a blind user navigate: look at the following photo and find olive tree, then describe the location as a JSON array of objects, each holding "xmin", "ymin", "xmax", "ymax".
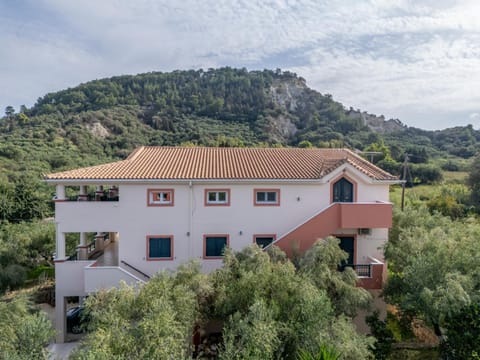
[
  {"xmin": 299, "ymin": 237, "xmax": 371, "ymax": 317},
  {"xmin": 214, "ymin": 245, "xmax": 373, "ymax": 360},
  {"xmin": 0, "ymin": 296, "xmax": 54, "ymax": 359},
  {"xmin": 385, "ymin": 206, "xmax": 480, "ymax": 337},
  {"xmin": 72, "ymin": 269, "xmax": 200, "ymax": 360}
]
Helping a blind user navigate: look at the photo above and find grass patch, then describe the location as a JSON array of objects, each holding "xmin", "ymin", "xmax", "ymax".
[{"xmin": 443, "ymin": 171, "xmax": 468, "ymax": 183}]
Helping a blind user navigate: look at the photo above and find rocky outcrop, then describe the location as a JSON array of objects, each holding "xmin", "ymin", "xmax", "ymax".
[
  {"xmin": 346, "ymin": 109, "xmax": 405, "ymax": 134},
  {"xmin": 269, "ymin": 78, "xmax": 307, "ymax": 113},
  {"xmin": 85, "ymin": 122, "xmax": 110, "ymax": 138}
]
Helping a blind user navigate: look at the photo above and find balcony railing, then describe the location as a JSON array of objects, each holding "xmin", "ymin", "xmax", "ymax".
[
  {"xmin": 66, "ymin": 194, "xmax": 119, "ymax": 202},
  {"xmin": 340, "ymin": 264, "xmax": 371, "ymax": 278}
]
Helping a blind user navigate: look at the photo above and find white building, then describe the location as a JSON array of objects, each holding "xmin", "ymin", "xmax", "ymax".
[{"xmin": 46, "ymin": 146, "xmax": 400, "ymax": 342}]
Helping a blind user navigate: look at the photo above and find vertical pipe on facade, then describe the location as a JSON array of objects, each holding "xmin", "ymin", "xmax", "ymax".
[{"xmin": 188, "ymin": 181, "xmax": 193, "ymax": 259}]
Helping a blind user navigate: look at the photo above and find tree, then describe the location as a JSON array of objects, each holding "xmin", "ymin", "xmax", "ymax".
[
  {"xmin": 299, "ymin": 237, "xmax": 371, "ymax": 317},
  {"xmin": 0, "ymin": 221, "xmax": 55, "ymax": 293},
  {"xmin": 410, "ymin": 164, "xmax": 443, "ymax": 185},
  {"xmin": 0, "ymin": 296, "xmax": 54, "ymax": 359},
  {"xmin": 219, "ymin": 300, "xmax": 280, "ymax": 360},
  {"xmin": 363, "ymin": 140, "xmax": 392, "ymax": 164},
  {"xmin": 366, "ymin": 311, "xmax": 394, "ymax": 360},
  {"xmin": 10, "ymin": 176, "xmax": 51, "ymax": 222},
  {"xmin": 467, "ymin": 154, "xmax": 480, "ymax": 209},
  {"xmin": 214, "ymin": 245, "xmax": 373, "ymax": 360},
  {"xmin": 440, "ymin": 303, "xmax": 480, "ymax": 359},
  {"xmin": 0, "ymin": 180, "xmax": 14, "ymax": 221},
  {"xmin": 298, "ymin": 140, "xmax": 313, "ymax": 148},
  {"xmin": 72, "ymin": 270, "xmax": 199, "ymax": 359},
  {"xmin": 5, "ymin": 105, "xmax": 15, "ymax": 117},
  {"xmin": 384, "ymin": 206, "xmax": 480, "ymax": 338},
  {"xmin": 72, "ymin": 245, "xmax": 373, "ymax": 359}
]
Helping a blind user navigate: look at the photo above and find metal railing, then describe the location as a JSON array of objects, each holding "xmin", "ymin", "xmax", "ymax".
[
  {"xmin": 87, "ymin": 240, "xmax": 96, "ymax": 255},
  {"xmin": 120, "ymin": 260, "xmax": 151, "ymax": 280},
  {"xmin": 66, "ymin": 194, "xmax": 119, "ymax": 202},
  {"xmin": 340, "ymin": 264, "xmax": 372, "ymax": 278}
]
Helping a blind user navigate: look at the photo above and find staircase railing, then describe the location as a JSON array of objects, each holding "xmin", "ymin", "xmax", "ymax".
[{"xmin": 120, "ymin": 260, "xmax": 151, "ymax": 280}]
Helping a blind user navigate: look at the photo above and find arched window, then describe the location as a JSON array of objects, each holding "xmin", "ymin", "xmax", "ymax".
[{"xmin": 333, "ymin": 178, "xmax": 353, "ymax": 202}]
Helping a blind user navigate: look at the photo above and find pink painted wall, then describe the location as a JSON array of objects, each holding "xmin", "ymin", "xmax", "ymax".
[
  {"xmin": 275, "ymin": 202, "xmax": 392, "ymax": 258},
  {"xmin": 339, "ymin": 203, "xmax": 392, "ymax": 228},
  {"xmin": 357, "ymin": 263, "xmax": 383, "ymax": 290}
]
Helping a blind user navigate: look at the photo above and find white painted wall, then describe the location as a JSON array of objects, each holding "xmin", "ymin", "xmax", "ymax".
[
  {"xmin": 56, "ymin": 202, "xmax": 121, "ymax": 233},
  {"xmin": 54, "ymin": 168, "xmax": 392, "ymax": 276},
  {"xmin": 357, "ymin": 228, "xmax": 388, "ymax": 263},
  {"xmin": 84, "ymin": 266, "xmax": 145, "ymax": 293},
  {"xmin": 55, "ymin": 261, "xmax": 93, "ymax": 296}
]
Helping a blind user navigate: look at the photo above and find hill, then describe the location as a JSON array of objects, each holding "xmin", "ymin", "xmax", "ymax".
[{"xmin": 0, "ymin": 67, "xmax": 478, "ymax": 222}]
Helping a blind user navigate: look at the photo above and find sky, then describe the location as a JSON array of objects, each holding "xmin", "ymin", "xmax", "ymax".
[{"xmin": 1, "ymin": 0, "xmax": 479, "ymax": 130}]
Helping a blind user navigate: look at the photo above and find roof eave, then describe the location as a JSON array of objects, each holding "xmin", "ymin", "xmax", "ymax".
[
  {"xmin": 44, "ymin": 177, "xmax": 400, "ymax": 185},
  {"xmin": 371, "ymin": 179, "xmax": 404, "ymax": 185},
  {"xmin": 44, "ymin": 178, "xmax": 331, "ymax": 184}
]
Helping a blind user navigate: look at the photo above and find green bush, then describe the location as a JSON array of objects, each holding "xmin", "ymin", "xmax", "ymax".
[
  {"xmin": 366, "ymin": 311, "xmax": 394, "ymax": 360},
  {"xmin": 440, "ymin": 303, "xmax": 480, "ymax": 359},
  {"xmin": 297, "ymin": 345, "xmax": 341, "ymax": 360},
  {"xmin": 27, "ymin": 265, "xmax": 55, "ymax": 280}
]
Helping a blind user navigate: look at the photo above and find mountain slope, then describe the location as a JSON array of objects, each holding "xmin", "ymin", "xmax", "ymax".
[{"xmin": 0, "ymin": 67, "xmax": 477, "ymax": 184}]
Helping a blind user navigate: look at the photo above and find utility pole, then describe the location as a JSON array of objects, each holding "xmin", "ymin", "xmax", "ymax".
[
  {"xmin": 401, "ymin": 154, "xmax": 409, "ymax": 211},
  {"xmin": 361, "ymin": 151, "xmax": 383, "ymax": 163}
]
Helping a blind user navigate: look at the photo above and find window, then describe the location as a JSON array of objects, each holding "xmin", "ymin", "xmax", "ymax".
[
  {"xmin": 204, "ymin": 235, "xmax": 229, "ymax": 258},
  {"xmin": 332, "ymin": 178, "xmax": 354, "ymax": 203},
  {"xmin": 147, "ymin": 236, "xmax": 173, "ymax": 260},
  {"xmin": 254, "ymin": 235, "xmax": 276, "ymax": 248},
  {"xmin": 254, "ymin": 189, "xmax": 280, "ymax": 206},
  {"xmin": 205, "ymin": 189, "xmax": 230, "ymax": 206},
  {"xmin": 147, "ymin": 189, "xmax": 174, "ymax": 206}
]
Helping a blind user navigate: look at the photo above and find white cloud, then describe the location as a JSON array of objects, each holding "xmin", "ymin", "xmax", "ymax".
[{"xmin": 0, "ymin": 0, "xmax": 479, "ymax": 129}]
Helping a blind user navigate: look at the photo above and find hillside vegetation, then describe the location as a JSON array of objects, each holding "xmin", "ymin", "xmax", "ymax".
[
  {"xmin": 0, "ymin": 68, "xmax": 478, "ymax": 285},
  {"xmin": 2, "ymin": 68, "xmax": 479, "ymax": 181},
  {"xmin": 2, "ymin": 68, "xmax": 480, "ymax": 358}
]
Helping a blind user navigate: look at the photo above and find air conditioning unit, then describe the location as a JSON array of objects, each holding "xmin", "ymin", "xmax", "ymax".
[{"xmin": 358, "ymin": 228, "xmax": 371, "ymax": 235}]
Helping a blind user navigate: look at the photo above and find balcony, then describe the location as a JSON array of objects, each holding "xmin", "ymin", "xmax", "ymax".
[
  {"xmin": 351, "ymin": 257, "xmax": 384, "ymax": 290},
  {"xmin": 58, "ymin": 240, "xmax": 148, "ymax": 294},
  {"xmin": 55, "ymin": 202, "xmax": 121, "ymax": 231},
  {"xmin": 338, "ymin": 202, "xmax": 392, "ymax": 229},
  {"xmin": 68, "ymin": 194, "xmax": 119, "ymax": 202},
  {"xmin": 275, "ymin": 201, "xmax": 393, "ymax": 257},
  {"xmin": 340, "ymin": 257, "xmax": 384, "ymax": 290},
  {"xmin": 341, "ymin": 264, "xmax": 373, "ymax": 277}
]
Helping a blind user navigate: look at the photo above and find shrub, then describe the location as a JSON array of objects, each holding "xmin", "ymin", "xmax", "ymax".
[
  {"xmin": 440, "ymin": 303, "xmax": 480, "ymax": 359},
  {"xmin": 366, "ymin": 311, "xmax": 394, "ymax": 360}
]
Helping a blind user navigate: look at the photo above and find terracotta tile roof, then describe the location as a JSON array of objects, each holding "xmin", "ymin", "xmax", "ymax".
[{"xmin": 45, "ymin": 146, "xmax": 399, "ymax": 181}]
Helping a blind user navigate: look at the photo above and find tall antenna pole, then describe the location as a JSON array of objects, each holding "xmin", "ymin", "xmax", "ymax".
[{"xmin": 401, "ymin": 154, "xmax": 409, "ymax": 211}]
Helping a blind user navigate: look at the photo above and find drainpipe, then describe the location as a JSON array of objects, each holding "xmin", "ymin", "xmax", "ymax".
[{"xmin": 188, "ymin": 181, "xmax": 193, "ymax": 259}]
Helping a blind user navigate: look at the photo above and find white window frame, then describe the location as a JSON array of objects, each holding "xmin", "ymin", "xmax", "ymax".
[
  {"xmin": 254, "ymin": 189, "xmax": 280, "ymax": 206},
  {"xmin": 205, "ymin": 189, "xmax": 230, "ymax": 206},
  {"xmin": 148, "ymin": 189, "xmax": 174, "ymax": 206}
]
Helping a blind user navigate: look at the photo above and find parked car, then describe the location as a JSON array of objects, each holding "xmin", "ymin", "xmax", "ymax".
[{"xmin": 66, "ymin": 306, "xmax": 88, "ymax": 334}]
